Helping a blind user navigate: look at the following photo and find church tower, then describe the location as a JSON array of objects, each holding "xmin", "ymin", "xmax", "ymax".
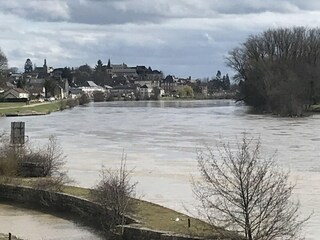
[{"xmin": 43, "ymin": 59, "xmax": 48, "ymax": 73}]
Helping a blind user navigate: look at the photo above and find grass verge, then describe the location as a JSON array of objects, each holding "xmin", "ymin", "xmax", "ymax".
[
  {"xmin": 1, "ymin": 178, "xmax": 227, "ymax": 239},
  {"xmin": 0, "ymin": 100, "xmax": 77, "ymax": 116}
]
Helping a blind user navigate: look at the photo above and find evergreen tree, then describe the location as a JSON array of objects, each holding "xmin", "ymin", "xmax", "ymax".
[
  {"xmin": 95, "ymin": 60, "xmax": 104, "ymax": 71},
  {"xmin": 24, "ymin": 58, "xmax": 33, "ymax": 73}
]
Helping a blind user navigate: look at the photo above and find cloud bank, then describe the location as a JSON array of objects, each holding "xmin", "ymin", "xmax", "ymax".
[{"xmin": 1, "ymin": 0, "xmax": 320, "ymax": 78}]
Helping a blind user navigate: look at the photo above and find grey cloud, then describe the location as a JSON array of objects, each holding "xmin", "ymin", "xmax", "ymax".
[
  {"xmin": 3, "ymin": 0, "xmax": 320, "ymax": 26},
  {"xmin": 0, "ymin": 0, "xmax": 70, "ymax": 21}
]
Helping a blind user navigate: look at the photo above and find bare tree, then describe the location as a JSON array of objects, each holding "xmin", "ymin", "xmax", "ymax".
[
  {"xmin": 227, "ymin": 27, "xmax": 320, "ymax": 116},
  {"xmin": 91, "ymin": 153, "xmax": 137, "ymax": 230},
  {"xmin": 24, "ymin": 136, "xmax": 66, "ymax": 177},
  {"xmin": 193, "ymin": 135, "xmax": 309, "ymax": 240},
  {"xmin": 0, "ymin": 48, "xmax": 8, "ymax": 71}
]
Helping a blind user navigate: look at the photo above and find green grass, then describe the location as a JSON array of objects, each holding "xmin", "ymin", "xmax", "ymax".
[
  {"xmin": 0, "ymin": 103, "xmax": 26, "ymax": 108},
  {"xmin": 0, "ymin": 101, "xmax": 64, "ymax": 115},
  {"xmin": 1, "ymin": 178, "xmax": 229, "ymax": 238}
]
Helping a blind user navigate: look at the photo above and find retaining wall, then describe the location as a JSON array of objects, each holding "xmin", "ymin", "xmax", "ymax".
[{"xmin": 0, "ymin": 184, "xmax": 220, "ymax": 240}]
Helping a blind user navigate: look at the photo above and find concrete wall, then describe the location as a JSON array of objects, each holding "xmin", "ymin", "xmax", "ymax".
[
  {"xmin": 0, "ymin": 184, "xmax": 135, "ymax": 231},
  {"xmin": 121, "ymin": 225, "xmax": 208, "ymax": 240}
]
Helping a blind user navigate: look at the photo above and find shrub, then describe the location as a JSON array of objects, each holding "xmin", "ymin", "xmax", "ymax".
[
  {"xmin": 91, "ymin": 154, "xmax": 137, "ymax": 230},
  {"xmin": 78, "ymin": 93, "xmax": 90, "ymax": 105},
  {"xmin": 93, "ymin": 91, "xmax": 105, "ymax": 102}
]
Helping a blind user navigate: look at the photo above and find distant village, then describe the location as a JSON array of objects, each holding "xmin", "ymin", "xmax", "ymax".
[{"xmin": 0, "ymin": 58, "xmax": 235, "ymax": 102}]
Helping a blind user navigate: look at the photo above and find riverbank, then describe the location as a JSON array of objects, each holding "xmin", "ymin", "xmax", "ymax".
[
  {"xmin": 0, "ymin": 99, "xmax": 78, "ymax": 117},
  {"xmin": 0, "ymin": 178, "xmax": 232, "ymax": 240}
]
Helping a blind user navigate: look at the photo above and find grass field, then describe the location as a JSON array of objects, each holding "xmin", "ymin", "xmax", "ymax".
[
  {"xmin": 0, "ymin": 101, "xmax": 65, "ymax": 115},
  {"xmin": 62, "ymin": 186, "xmax": 220, "ymax": 238}
]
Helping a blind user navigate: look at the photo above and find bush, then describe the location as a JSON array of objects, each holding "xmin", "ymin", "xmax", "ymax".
[
  {"xmin": 93, "ymin": 91, "xmax": 105, "ymax": 102},
  {"xmin": 78, "ymin": 93, "xmax": 90, "ymax": 105},
  {"xmin": 0, "ymin": 133, "xmax": 24, "ymax": 176},
  {"xmin": 0, "ymin": 134, "xmax": 67, "ymax": 179},
  {"xmin": 91, "ymin": 154, "xmax": 137, "ymax": 230}
]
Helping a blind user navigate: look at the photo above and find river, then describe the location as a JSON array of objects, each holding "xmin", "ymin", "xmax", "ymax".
[
  {"xmin": 0, "ymin": 202, "xmax": 103, "ymax": 239},
  {"xmin": 0, "ymin": 100, "xmax": 319, "ymax": 239}
]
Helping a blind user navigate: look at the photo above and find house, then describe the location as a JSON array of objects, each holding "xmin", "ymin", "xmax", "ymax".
[
  {"xmin": 53, "ymin": 79, "xmax": 70, "ymax": 99},
  {"xmin": 110, "ymin": 84, "xmax": 139, "ymax": 98},
  {"xmin": 161, "ymin": 75, "xmax": 178, "ymax": 94},
  {"xmin": 25, "ymin": 78, "xmax": 46, "ymax": 99},
  {"xmin": 2, "ymin": 88, "xmax": 29, "ymax": 102},
  {"xmin": 139, "ymin": 85, "xmax": 153, "ymax": 99},
  {"xmin": 8, "ymin": 73, "xmax": 23, "ymax": 84},
  {"xmin": 26, "ymin": 84, "xmax": 45, "ymax": 99},
  {"xmin": 106, "ymin": 59, "xmax": 137, "ymax": 77}
]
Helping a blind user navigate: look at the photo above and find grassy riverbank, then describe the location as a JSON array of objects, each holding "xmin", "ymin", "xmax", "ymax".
[
  {"xmin": 0, "ymin": 100, "xmax": 78, "ymax": 116},
  {"xmin": 1, "ymin": 178, "xmax": 228, "ymax": 239}
]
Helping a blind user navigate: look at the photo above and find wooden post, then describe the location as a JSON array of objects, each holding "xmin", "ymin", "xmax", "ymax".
[{"xmin": 8, "ymin": 232, "xmax": 11, "ymax": 240}]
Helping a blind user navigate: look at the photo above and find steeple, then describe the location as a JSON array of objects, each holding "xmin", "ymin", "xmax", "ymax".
[
  {"xmin": 107, "ymin": 58, "xmax": 111, "ymax": 68},
  {"xmin": 43, "ymin": 58, "xmax": 47, "ymax": 67}
]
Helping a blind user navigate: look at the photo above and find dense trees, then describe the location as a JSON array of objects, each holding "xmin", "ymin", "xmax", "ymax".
[
  {"xmin": 208, "ymin": 71, "xmax": 231, "ymax": 93},
  {"xmin": 193, "ymin": 135, "xmax": 308, "ymax": 240},
  {"xmin": 177, "ymin": 85, "xmax": 194, "ymax": 98},
  {"xmin": 24, "ymin": 58, "xmax": 33, "ymax": 73},
  {"xmin": 227, "ymin": 27, "xmax": 320, "ymax": 116}
]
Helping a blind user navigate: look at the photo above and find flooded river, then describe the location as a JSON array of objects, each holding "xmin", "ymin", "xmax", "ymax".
[
  {"xmin": 0, "ymin": 100, "xmax": 319, "ymax": 239},
  {"xmin": 0, "ymin": 203, "xmax": 103, "ymax": 239}
]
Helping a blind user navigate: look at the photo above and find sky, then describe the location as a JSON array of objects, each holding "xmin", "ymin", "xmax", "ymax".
[{"xmin": 1, "ymin": 0, "xmax": 320, "ymax": 78}]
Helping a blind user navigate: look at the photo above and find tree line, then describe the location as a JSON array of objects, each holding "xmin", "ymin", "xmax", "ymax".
[{"xmin": 227, "ymin": 27, "xmax": 320, "ymax": 116}]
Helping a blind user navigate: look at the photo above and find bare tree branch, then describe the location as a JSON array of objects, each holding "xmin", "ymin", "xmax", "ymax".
[{"xmin": 193, "ymin": 135, "xmax": 309, "ymax": 240}]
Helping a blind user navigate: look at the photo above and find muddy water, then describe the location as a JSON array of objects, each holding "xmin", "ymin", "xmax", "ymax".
[
  {"xmin": 0, "ymin": 203, "xmax": 103, "ymax": 239},
  {"xmin": 0, "ymin": 100, "xmax": 319, "ymax": 239}
]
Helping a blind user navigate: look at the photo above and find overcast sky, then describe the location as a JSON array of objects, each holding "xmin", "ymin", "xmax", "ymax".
[{"xmin": 1, "ymin": 0, "xmax": 320, "ymax": 78}]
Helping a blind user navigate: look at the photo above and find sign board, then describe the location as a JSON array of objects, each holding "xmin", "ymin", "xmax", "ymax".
[{"xmin": 10, "ymin": 122, "xmax": 25, "ymax": 145}]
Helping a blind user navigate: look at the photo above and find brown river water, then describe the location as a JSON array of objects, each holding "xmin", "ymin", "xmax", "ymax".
[{"xmin": 0, "ymin": 100, "xmax": 319, "ymax": 239}]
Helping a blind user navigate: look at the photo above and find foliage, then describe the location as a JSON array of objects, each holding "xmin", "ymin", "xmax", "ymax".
[
  {"xmin": 61, "ymin": 67, "xmax": 73, "ymax": 85},
  {"xmin": 227, "ymin": 27, "xmax": 320, "ymax": 116},
  {"xmin": 25, "ymin": 136, "xmax": 66, "ymax": 177},
  {"xmin": 0, "ymin": 134, "xmax": 67, "ymax": 180},
  {"xmin": 59, "ymin": 98, "xmax": 78, "ymax": 110},
  {"xmin": 0, "ymin": 48, "xmax": 8, "ymax": 72},
  {"xmin": 95, "ymin": 59, "xmax": 104, "ymax": 71},
  {"xmin": 0, "ymin": 133, "xmax": 22, "ymax": 176},
  {"xmin": 208, "ymin": 71, "xmax": 231, "ymax": 93},
  {"xmin": 93, "ymin": 91, "xmax": 105, "ymax": 102},
  {"xmin": 44, "ymin": 78, "xmax": 56, "ymax": 97},
  {"xmin": 91, "ymin": 154, "xmax": 137, "ymax": 230},
  {"xmin": 193, "ymin": 135, "xmax": 308, "ymax": 240},
  {"xmin": 78, "ymin": 93, "xmax": 90, "ymax": 105},
  {"xmin": 74, "ymin": 64, "xmax": 92, "ymax": 86},
  {"xmin": 24, "ymin": 58, "xmax": 33, "ymax": 73},
  {"xmin": 177, "ymin": 85, "xmax": 194, "ymax": 98}
]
